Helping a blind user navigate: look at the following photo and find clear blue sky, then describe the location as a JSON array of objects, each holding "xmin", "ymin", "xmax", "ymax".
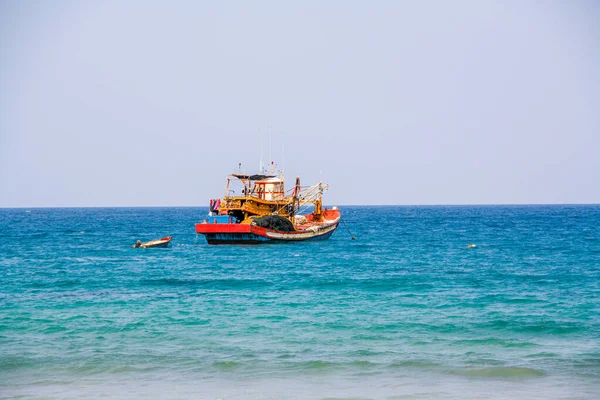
[{"xmin": 1, "ymin": 1, "xmax": 599, "ymax": 207}]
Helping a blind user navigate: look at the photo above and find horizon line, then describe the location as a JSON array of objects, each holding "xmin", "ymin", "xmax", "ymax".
[{"xmin": 1, "ymin": 202, "xmax": 599, "ymax": 209}]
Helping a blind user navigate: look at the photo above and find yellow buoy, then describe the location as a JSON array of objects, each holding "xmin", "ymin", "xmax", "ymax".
[{"xmin": 467, "ymin": 244, "xmax": 476, "ymax": 248}]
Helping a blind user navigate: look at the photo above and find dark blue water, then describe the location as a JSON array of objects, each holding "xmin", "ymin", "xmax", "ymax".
[{"xmin": 1, "ymin": 206, "xmax": 599, "ymax": 399}]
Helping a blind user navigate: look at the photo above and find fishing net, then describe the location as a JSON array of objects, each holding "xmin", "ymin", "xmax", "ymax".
[{"xmin": 253, "ymin": 215, "xmax": 295, "ymax": 232}]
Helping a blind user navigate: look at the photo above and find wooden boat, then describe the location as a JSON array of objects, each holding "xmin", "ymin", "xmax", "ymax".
[
  {"xmin": 132, "ymin": 236, "xmax": 172, "ymax": 248},
  {"xmin": 195, "ymin": 163, "xmax": 340, "ymax": 244}
]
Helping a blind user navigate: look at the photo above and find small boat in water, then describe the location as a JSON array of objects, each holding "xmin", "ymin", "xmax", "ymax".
[
  {"xmin": 132, "ymin": 236, "xmax": 172, "ymax": 248},
  {"xmin": 195, "ymin": 163, "xmax": 340, "ymax": 244}
]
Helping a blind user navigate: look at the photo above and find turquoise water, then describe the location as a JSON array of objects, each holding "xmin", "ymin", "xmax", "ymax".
[{"xmin": 1, "ymin": 206, "xmax": 599, "ymax": 399}]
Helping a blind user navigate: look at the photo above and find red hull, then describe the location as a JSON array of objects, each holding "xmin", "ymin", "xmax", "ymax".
[{"xmin": 196, "ymin": 210, "xmax": 340, "ymax": 244}]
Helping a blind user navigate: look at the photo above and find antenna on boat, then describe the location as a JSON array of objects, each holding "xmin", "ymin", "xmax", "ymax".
[
  {"xmin": 259, "ymin": 129, "xmax": 263, "ymax": 173},
  {"xmin": 281, "ymin": 133, "xmax": 285, "ymax": 175},
  {"xmin": 269, "ymin": 120, "xmax": 272, "ymax": 174}
]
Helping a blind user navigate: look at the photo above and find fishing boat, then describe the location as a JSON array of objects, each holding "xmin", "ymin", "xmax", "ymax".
[
  {"xmin": 195, "ymin": 163, "xmax": 340, "ymax": 244},
  {"xmin": 132, "ymin": 236, "xmax": 172, "ymax": 248}
]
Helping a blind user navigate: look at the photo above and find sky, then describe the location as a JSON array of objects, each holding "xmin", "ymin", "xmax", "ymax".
[{"xmin": 1, "ymin": 0, "xmax": 599, "ymax": 207}]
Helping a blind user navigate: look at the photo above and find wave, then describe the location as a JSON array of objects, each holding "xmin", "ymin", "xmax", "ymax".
[
  {"xmin": 524, "ymin": 352, "xmax": 559, "ymax": 358},
  {"xmin": 453, "ymin": 338, "xmax": 538, "ymax": 348},
  {"xmin": 482, "ymin": 319, "xmax": 585, "ymax": 334},
  {"xmin": 0, "ymin": 356, "xmax": 37, "ymax": 371},
  {"xmin": 212, "ymin": 361, "xmax": 242, "ymax": 370},
  {"xmin": 253, "ymin": 315, "xmax": 289, "ymax": 321},
  {"xmin": 139, "ymin": 278, "xmax": 274, "ymax": 289},
  {"xmin": 30, "ymin": 280, "xmax": 82, "ymax": 288},
  {"xmin": 452, "ymin": 366, "xmax": 546, "ymax": 379},
  {"xmin": 389, "ymin": 360, "xmax": 442, "ymax": 369},
  {"xmin": 274, "ymin": 360, "xmax": 382, "ymax": 373}
]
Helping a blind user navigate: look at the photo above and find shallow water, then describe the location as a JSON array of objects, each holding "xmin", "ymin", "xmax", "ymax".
[{"xmin": 1, "ymin": 206, "xmax": 599, "ymax": 399}]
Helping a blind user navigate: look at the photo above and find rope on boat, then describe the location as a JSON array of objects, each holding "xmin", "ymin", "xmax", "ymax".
[
  {"xmin": 340, "ymin": 217, "xmax": 356, "ymax": 240},
  {"xmin": 194, "ymin": 233, "xmax": 198, "ymax": 245}
]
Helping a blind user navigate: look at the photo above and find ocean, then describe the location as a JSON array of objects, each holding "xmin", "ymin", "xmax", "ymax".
[{"xmin": 1, "ymin": 206, "xmax": 599, "ymax": 399}]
